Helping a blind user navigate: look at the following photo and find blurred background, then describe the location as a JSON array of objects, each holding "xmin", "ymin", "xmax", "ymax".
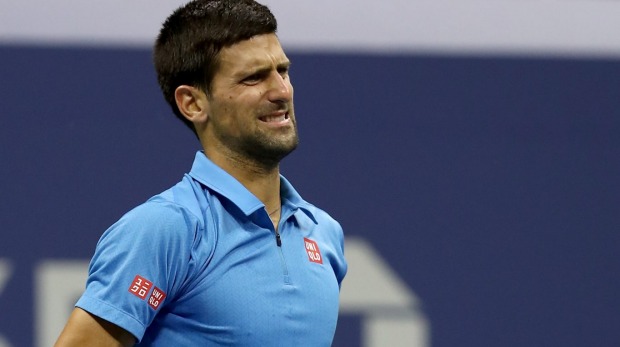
[{"xmin": 1, "ymin": 1, "xmax": 619, "ymax": 346}]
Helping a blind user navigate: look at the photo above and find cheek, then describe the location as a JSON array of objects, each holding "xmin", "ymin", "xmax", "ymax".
[
  {"xmin": 217, "ymin": 94, "xmax": 242, "ymax": 114},
  {"xmin": 213, "ymin": 91, "xmax": 262, "ymax": 121},
  {"xmin": 219, "ymin": 99, "xmax": 253, "ymax": 123}
]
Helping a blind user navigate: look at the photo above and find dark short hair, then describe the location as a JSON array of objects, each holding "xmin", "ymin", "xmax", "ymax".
[{"xmin": 153, "ymin": 0, "xmax": 278, "ymax": 133}]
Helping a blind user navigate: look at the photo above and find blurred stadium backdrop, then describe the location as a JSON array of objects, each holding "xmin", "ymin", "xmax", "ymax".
[{"xmin": 1, "ymin": 1, "xmax": 619, "ymax": 346}]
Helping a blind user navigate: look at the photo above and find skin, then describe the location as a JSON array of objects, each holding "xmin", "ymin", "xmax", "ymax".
[
  {"xmin": 54, "ymin": 33, "xmax": 296, "ymax": 346},
  {"xmin": 176, "ymin": 33, "xmax": 296, "ymax": 226}
]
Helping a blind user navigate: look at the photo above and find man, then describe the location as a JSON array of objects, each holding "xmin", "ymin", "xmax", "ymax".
[{"xmin": 54, "ymin": 0, "xmax": 347, "ymax": 346}]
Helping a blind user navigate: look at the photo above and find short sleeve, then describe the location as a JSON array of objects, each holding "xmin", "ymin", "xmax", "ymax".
[
  {"xmin": 76, "ymin": 200, "xmax": 198, "ymax": 342},
  {"xmin": 330, "ymin": 220, "xmax": 348, "ymax": 288}
]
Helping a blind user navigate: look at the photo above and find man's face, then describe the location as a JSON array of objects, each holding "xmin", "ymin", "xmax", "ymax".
[{"xmin": 203, "ymin": 33, "xmax": 298, "ymax": 165}]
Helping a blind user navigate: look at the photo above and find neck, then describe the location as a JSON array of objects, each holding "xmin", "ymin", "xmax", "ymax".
[{"xmin": 203, "ymin": 146, "xmax": 282, "ymax": 211}]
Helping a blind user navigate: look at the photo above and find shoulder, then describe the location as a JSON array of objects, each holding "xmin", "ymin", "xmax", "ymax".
[
  {"xmin": 300, "ymin": 202, "xmax": 344, "ymax": 234},
  {"xmin": 99, "ymin": 176, "xmax": 212, "ymax": 251},
  {"xmin": 119, "ymin": 199, "xmax": 198, "ymax": 231},
  {"xmin": 296, "ymin": 202, "xmax": 346, "ymax": 254},
  {"xmin": 87, "ymin": 182, "xmax": 215, "ymax": 293},
  {"xmin": 94, "ymin": 200, "xmax": 196, "ymax": 258}
]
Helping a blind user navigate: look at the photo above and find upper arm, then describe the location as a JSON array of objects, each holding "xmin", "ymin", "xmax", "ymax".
[
  {"xmin": 74, "ymin": 202, "xmax": 198, "ymax": 339},
  {"xmin": 54, "ymin": 308, "xmax": 136, "ymax": 347}
]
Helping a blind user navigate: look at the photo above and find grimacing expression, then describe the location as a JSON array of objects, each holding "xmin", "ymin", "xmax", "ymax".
[{"xmin": 204, "ymin": 33, "xmax": 298, "ymax": 165}]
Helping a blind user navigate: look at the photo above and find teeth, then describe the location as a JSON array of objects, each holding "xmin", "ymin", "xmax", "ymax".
[{"xmin": 264, "ymin": 114, "xmax": 286, "ymax": 122}]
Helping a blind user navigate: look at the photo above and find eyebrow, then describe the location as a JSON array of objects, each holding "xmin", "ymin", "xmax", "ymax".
[{"xmin": 236, "ymin": 60, "xmax": 291, "ymax": 78}]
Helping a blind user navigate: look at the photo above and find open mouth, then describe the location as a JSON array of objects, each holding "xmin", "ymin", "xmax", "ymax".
[{"xmin": 259, "ymin": 112, "xmax": 289, "ymax": 123}]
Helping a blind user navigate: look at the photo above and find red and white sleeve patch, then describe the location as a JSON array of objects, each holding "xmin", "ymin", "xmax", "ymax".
[
  {"xmin": 128, "ymin": 275, "xmax": 152, "ymax": 300},
  {"xmin": 304, "ymin": 237, "xmax": 323, "ymax": 264},
  {"xmin": 148, "ymin": 286, "xmax": 167, "ymax": 310}
]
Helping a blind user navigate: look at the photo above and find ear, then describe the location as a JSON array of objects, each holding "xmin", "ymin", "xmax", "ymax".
[{"xmin": 174, "ymin": 85, "xmax": 209, "ymax": 125}]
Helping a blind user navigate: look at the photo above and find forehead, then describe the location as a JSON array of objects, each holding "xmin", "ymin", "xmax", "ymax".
[{"xmin": 217, "ymin": 33, "xmax": 289, "ymax": 74}]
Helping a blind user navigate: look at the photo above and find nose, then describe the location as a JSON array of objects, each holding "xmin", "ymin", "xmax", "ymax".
[{"xmin": 266, "ymin": 71, "xmax": 292, "ymax": 103}]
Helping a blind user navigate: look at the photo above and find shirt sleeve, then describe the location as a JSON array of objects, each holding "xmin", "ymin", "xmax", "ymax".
[
  {"xmin": 332, "ymin": 220, "xmax": 348, "ymax": 288},
  {"xmin": 76, "ymin": 200, "xmax": 198, "ymax": 342}
]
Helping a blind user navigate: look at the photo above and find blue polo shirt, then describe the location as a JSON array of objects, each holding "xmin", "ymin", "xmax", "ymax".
[{"xmin": 76, "ymin": 151, "xmax": 347, "ymax": 346}]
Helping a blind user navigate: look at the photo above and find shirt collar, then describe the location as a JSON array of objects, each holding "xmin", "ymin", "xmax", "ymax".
[
  {"xmin": 188, "ymin": 151, "xmax": 317, "ymax": 224},
  {"xmin": 280, "ymin": 175, "xmax": 318, "ymax": 225}
]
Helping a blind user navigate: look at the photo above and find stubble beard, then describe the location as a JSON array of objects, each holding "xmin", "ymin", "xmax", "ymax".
[
  {"xmin": 216, "ymin": 117, "xmax": 299, "ymax": 170},
  {"xmin": 242, "ymin": 121, "xmax": 299, "ymax": 169}
]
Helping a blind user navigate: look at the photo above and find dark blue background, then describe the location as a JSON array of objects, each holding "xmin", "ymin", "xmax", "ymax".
[{"xmin": 1, "ymin": 45, "xmax": 619, "ymax": 346}]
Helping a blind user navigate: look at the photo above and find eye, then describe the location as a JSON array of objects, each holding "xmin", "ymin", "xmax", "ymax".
[
  {"xmin": 277, "ymin": 66, "xmax": 289, "ymax": 77},
  {"xmin": 278, "ymin": 64, "xmax": 291, "ymax": 78},
  {"xmin": 242, "ymin": 73, "xmax": 263, "ymax": 85}
]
